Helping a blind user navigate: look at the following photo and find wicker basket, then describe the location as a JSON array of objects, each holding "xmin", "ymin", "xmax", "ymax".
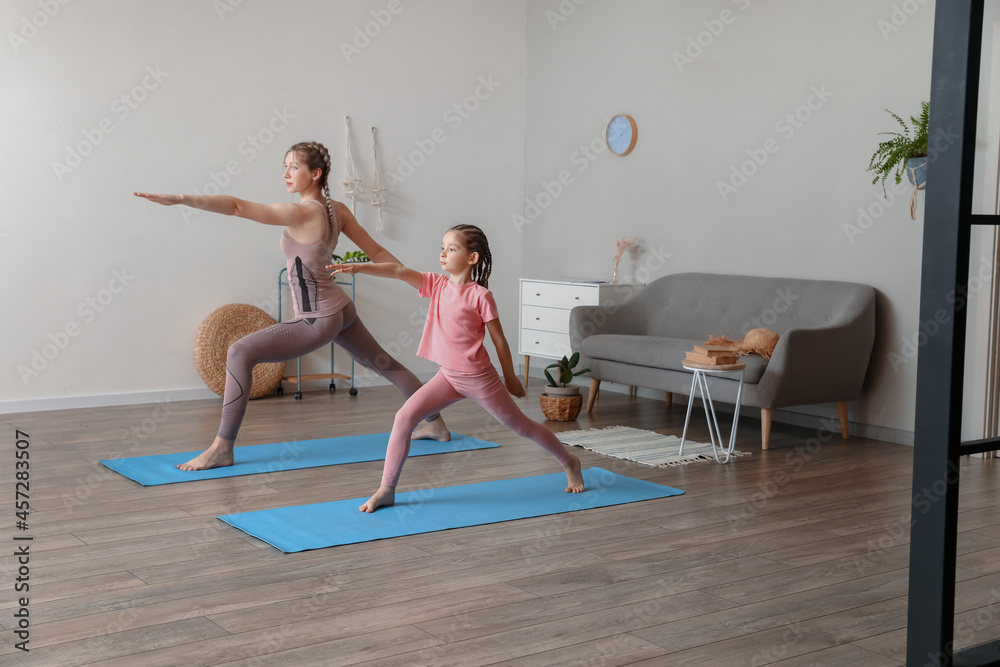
[
  {"xmin": 194, "ymin": 304, "xmax": 286, "ymax": 399},
  {"xmin": 539, "ymin": 393, "xmax": 583, "ymax": 422}
]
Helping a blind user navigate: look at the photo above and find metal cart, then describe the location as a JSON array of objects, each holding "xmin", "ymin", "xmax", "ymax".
[{"xmin": 276, "ymin": 268, "xmax": 358, "ymax": 399}]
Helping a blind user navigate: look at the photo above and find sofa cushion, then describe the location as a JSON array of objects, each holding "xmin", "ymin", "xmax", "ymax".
[{"xmin": 581, "ymin": 334, "xmax": 768, "ymax": 384}]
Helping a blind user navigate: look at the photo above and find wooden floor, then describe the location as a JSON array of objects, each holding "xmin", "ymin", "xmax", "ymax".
[{"xmin": 1, "ymin": 382, "xmax": 998, "ymax": 666}]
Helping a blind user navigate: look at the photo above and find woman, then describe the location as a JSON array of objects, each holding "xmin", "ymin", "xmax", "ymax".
[{"xmin": 135, "ymin": 141, "xmax": 449, "ymax": 471}]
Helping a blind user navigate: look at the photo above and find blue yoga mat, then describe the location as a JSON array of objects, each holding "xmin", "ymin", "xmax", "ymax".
[
  {"xmin": 216, "ymin": 467, "xmax": 683, "ymax": 552},
  {"xmin": 98, "ymin": 433, "xmax": 499, "ymax": 486}
]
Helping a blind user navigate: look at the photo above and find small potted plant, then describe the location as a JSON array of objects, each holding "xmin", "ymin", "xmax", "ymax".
[
  {"xmin": 332, "ymin": 250, "xmax": 370, "ymax": 263},
  {"xmin": 868, "ymin": 101, "xmax": 929, "ymax": 202},
  {"xmin": 540, "ymin": 353, "xmax": 590, "ymax": 421}
]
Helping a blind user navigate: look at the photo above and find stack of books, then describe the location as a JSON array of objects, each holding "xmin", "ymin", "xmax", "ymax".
[{"xmin": 684, "ymin": 344, "xmax": 739, "ymax": 366}]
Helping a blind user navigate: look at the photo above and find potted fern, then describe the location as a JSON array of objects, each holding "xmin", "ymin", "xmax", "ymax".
[
  {"xmin": 868, "ymin": 101, "xmax": 929, "ymax": 195},
  {"xmin": 540, "ymin": 353, "xmax": 590, "ymax": 421}
]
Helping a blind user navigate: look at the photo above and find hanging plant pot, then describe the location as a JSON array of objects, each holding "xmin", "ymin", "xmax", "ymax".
[
  {"xmin": 906, "ymin": 156, "xmax": 927, "ymax": 189},
  {"xmin": 905, "ymin": 156, "xmax": 927, "ymax": 220}
]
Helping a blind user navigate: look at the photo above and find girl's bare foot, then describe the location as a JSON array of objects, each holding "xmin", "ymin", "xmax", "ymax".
[
  {"xmin": 410, "ymin": 416, "xmax": 451, "ymax": 441},
  {"xmin": 176, "ymin": 437, "xmax": 235, "ymax": 471},
  {"xmin": 563, "ymin": 454, "xmax": 585, "ymax": 493},
  {"xmin": 359, "ymin": 485, "xmax": 396, "ymax": 512}
]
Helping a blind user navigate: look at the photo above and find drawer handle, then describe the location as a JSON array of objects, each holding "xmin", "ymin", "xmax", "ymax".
[
  {"xmin": 535, "ymin": 317, "xmax": 540, "ymax": 321},
  {"xmin": 536, "ymin": 293, "xmax": 541, "ymax": 296},
  {"xmin": 574, "ymin": 297, "xmax": 580, "ymax": 300}
]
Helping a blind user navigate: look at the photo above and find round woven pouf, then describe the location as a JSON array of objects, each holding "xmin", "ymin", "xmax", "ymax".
[
  {"xmin": 540, "ymin": 393, "xmax": 582, "ymax": 422},
  {"xmin": 194, "ymin": 304, "xmax": 286, "ymax": 399}
]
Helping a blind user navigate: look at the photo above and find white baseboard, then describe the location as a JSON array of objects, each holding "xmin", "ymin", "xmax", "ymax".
[
  {"xmin": 0, "ymin": 371, "xmax": 445, "ymax": 416},
  {"xmin": 0, "ymin": 387, "xmax": 220, "ymax": 415}
]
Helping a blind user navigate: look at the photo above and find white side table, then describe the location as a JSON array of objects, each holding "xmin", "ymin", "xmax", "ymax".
[{"xmin": 679, "ymin": 361, "xmax": 746, "ymax": 464}]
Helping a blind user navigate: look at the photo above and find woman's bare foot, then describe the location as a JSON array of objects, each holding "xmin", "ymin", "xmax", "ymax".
[
  {"xmin": 563, "ymin": 454, "xmax": 585, "ymax": 493},
  {"xmin": 410, "ymin": 416, "xmax": 451, "ymax": 441},
  {"xmin": 359, "ymin": 485, "xmax": 396, "ymax": 513},
  {"xmin": 176, "ymin": 437, "xmax": 235, "ymax": 471}
]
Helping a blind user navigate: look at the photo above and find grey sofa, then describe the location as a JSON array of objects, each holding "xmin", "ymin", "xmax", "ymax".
[{"xmin": 569, "ymin": 272, "xmax": 876, "ymax": 449}]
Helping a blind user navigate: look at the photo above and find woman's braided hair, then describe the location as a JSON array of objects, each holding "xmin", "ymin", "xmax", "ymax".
[
  {"xmin": 449, "ymin": 224, "xmax": 492, "ymax": 289},
  {"xmin": 287, "ymin": 141, "xmax": 335, "ymax": 229}
]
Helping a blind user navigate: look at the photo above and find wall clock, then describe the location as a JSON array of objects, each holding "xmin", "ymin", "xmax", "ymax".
[{"xmin": 606, "ymin": 114, "xmax": 637, "ymax": 156}]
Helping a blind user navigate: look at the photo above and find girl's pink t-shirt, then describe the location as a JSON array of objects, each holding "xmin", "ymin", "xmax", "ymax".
[{"xmin": 417, "ymin": 272, "xmax": 499, "ymax": 371}]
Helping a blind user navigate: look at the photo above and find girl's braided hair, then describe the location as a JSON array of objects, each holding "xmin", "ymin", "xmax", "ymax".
[{"xmin": 449, "ymin": 224, "xmax": 492, "ymax": 289}]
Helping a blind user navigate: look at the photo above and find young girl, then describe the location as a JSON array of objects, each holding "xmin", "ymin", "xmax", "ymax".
[
  {"xmin": 134, "ymin": 141, "xmax": 449, "ymax": 471},
  {"xmin": 329, "ymin": 224, "xmax": 585, "ymax": 513}
]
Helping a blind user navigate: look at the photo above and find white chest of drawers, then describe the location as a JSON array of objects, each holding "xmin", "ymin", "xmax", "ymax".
[{"xmin": 518, "ymin": 279, "xmax": 639, "ymax": 385}]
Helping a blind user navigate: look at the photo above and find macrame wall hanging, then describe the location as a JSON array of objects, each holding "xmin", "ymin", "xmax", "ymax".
[
  {"xmin": 342, "ymin": 116, "xmax": 364, "ymax": 216},
  {"xmin": 369, "ymin": 126, "xmax": 388, "ymax": 232}
]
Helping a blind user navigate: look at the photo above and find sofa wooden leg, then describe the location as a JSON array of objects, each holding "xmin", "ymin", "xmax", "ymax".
[
  {"xmin": 587, "ymin": 379, "xmax": 600, "ymax": 413},
  {"xmin": 836, "ymin": 401, "xmax": 849, "ymax": 439},
  {"xmin": 628, "ymin": 385, "xmax": 634, "ymax": 397},
  {"xmin": 761, "ymin": 408, "xmax": 772, "ymax": 450},
  {"xmin": 665, "ymin": 391, "xmax": 672, "ymax": 407}
]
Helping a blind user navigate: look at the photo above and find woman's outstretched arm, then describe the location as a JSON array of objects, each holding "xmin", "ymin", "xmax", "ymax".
[
  {"xmin": 334, "ymin": 201, "xmax": 402, "ymax": 264},
  {"xmin": 328, "ymin": 261, "xmax": 423, "ymax": 289},
  {"xmin": 133, "ymin": 192, "xmax": 319, "ymax": 231}
]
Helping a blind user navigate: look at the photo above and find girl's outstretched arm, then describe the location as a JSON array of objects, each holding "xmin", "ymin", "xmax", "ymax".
[
  {"xmin": 486, "ymin": 318, "xmax": 526, "ymax": 398},
  {"xmin": 133, "ymin": 192, "xmax": 319, "ymax": 232},
  {"xmin": 328, "ymin": 262, "xmax": 423, "ymax": 289}
]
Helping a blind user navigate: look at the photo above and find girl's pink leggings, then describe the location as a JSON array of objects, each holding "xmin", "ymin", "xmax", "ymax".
[{"xmin": 381, "ymin": 366, "xmax": 574, "ymax": 487}]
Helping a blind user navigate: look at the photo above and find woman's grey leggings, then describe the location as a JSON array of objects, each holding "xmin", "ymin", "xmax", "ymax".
[{"xmin": 218, "ymin": 301, "xmax": 439, "ymax": 440}]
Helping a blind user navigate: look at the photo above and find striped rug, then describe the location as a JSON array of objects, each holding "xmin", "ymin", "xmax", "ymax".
[{"xmin": 556, "ymin": 426, "xmax": 751, "ymax": 466}]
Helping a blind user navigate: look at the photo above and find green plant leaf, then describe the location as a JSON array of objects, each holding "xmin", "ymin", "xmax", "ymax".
[{"xmin": 867, "ymin": 101, "xmax": 929, "ymax": 195}]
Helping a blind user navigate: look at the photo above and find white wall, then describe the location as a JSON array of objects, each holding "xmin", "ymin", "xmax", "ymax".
[
  {"xmin": 522, "ymin": 0, "xmax": 935, "ymax": 441},
  {"xmin": 1, "ymin": 0, "xmax": 526, "ymax": 409},
  {"xmin": 2, "ymin": 0, "xmax": 945, "ymax": 443}
]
